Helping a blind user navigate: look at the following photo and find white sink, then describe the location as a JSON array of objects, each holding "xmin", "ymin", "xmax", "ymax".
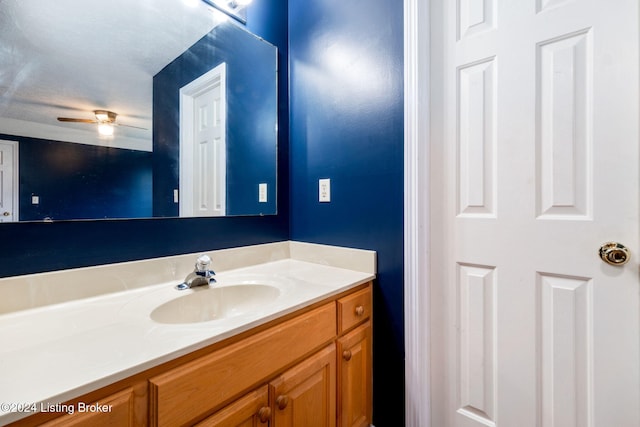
[{"xmin": 150, "ymin": 284, "xmax": 281, "ymax": 324}]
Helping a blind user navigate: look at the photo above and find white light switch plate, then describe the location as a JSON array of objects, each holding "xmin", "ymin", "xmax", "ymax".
[
  {"xmin": 319, "ymin": 179, "xmax": 331, "ymax": 202},
  {"xmin": 31, "ymin": 195, "xmax": 39, "ymax": 205}
]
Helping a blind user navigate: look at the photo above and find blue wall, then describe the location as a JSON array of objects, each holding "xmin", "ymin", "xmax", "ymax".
[
  {"xmin": 0, "ymin": 0, "xmax": 289, "ymax": 278},
  {"xmin": 288, "ymin": 0, "xmax": 405, "ymax": 425},
  {"xmin": 7, "ymin": 134, "xmax": 152, "ymax": 221}
]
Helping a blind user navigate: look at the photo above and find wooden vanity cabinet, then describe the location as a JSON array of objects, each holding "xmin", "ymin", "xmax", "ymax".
[{"xmin": 8, "ymin": 283, "xmax": 372, "ymax": 427}]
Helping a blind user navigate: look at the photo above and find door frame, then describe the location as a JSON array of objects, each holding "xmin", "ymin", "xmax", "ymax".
[
  {"xmin": 404, "ymin": 2, "xmax": 640, "ymax": 426},
  {"xmin": 0, "ymin": 139, "xmax": 19, "ymax": 223},
  {"xmin": 179, "ymin": 62, "xmax": 227, "ymax": 217},
  {"xmin": 404, "ymin": 0, "xmax": 431, "ymax": 426}
]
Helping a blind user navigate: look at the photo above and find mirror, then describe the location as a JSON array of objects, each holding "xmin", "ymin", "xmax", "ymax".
[{"xmin": 0, "ymin": 0, "xmax": 277, "ymax": 222}]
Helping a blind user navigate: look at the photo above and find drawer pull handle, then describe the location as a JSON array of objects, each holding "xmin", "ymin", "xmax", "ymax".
[
  {"xmin": 343, "ymin": 350, "xmax": 352, "ymax": 361},
  {"xmin": 276, "ymin": 395, "xmax": 289, "ymax": 410},
  {"xmin": 258, "ymin": 407, "xmax": 271, "ymax": 423},
  {"xmin": 355, "ymin": 305, "xmax": 365, "ymax": 316}
]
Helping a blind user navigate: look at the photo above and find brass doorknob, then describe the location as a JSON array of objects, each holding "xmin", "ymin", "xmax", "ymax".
[{"xmin": 599, "ymin": 242, "xmax": 630, "ymax": 266}]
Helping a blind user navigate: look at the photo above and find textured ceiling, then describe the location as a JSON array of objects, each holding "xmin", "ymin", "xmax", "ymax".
[{"xmin": 0, "ymin": 0, "xmax": 226, "ymax": 150}]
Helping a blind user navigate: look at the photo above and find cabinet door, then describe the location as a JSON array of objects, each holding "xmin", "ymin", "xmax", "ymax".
[
  {"xmin": 39, "ymin": 387, "xmax": 142, "ymax": 427},
  {"xmin": 337, "ymin": 321, "xmax": 371, "ymax": 427},
  {"xmin": 195, "ymin": 386, "xmax": 270, "ymax": 427},
  {"xmin": 270, "ymin": 344, "xmax": 336, "ymax": 427}
]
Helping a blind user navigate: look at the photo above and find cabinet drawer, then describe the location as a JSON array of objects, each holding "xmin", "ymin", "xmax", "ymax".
[
  {"xmin": 194, "ymin": 385, "xmax": 270, "ymax": 427},
  {"xmin": 337, "ymin": 286, "xmax": 371, "ymax": 333},
  {"xmin": 149, "ymin": 302, "xmax": 336, "ymax": 426}
]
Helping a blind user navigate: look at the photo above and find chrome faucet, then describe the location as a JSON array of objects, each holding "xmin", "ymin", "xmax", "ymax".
[{"xmin": 176, "ymin": 254, "xmax": 216, "ymax": 290}]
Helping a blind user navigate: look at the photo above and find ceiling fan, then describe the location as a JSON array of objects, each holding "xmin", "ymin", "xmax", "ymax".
[{"xmin": 57, "ymin": 110, "xmax": 146, "ymax": 136}]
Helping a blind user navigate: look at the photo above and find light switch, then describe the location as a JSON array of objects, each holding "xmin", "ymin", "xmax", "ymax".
[
  {"xmin": 319, "ymin": 179, "xmax": 331, "ymax": 202},
  {"xmin": 173, "ymin": 189, "xmax": 179, "ymax": 204},
  {"xmin": 31, "ymin": 195, "xmax": 40, "ymax": 205}
]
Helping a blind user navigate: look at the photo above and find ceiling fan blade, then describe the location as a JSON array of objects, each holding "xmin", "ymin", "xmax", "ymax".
[
  {"xmin": 57, "ymin": 117, "xmax": 97, "ymax": 124},
  {"xmin": 115, "ymin": 123, "xmax": 148, "ymax": 130}
]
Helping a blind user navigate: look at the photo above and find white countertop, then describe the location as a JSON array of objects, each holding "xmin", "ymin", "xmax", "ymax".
[{"xmin": 0, "ymin": 243, "xmax": 375, "ymax": 425}]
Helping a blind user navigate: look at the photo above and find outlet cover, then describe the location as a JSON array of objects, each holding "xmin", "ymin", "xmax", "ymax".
[
  {"xmin": 259, "ymin": 183, "xmax": 268, "ymax": 202},
  {"xmin": 319, "ymin": 179, "xmax": 331, "ymax": 202}
]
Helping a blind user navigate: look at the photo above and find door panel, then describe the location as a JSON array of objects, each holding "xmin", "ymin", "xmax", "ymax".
[{"xmin": 431, "ymin": 1, "xmax": 639, "ymax": 426}]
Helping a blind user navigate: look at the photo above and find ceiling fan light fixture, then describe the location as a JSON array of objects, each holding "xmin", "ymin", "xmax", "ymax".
[
  {"xmin": 94, "ymin": 110, "xmax": 117, "ymax": 123},
  {"xmin": 95, "ymin": 112, "xmax": 108, "ymax": 122},
  {"xmin": 98, "ymin": 123, "xmax": 114, "ymax": 137}
]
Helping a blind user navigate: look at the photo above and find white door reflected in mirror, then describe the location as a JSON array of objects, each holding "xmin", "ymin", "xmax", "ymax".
[
  {"xmin": 179, "ymin": 63, "xmax": 227, "ymax": 217},
  {"xmin": 0, "ymin": 140, "xmax": 18, "ymax": 223}
]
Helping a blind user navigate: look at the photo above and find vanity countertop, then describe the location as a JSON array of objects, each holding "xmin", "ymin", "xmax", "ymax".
[{"xmin": 0, "ymin": 242, "xmax": 375, "ymax": 425}]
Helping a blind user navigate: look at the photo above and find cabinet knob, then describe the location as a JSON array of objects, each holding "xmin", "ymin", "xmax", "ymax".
[
  {"xmin": 258, "ymin": 407, "xmax": 271, "ymax": 423},
  {"xmin": 355, "ymin": 305, "xmax": 365, "ymax": 316},
  {"xmin": 276, "ymin": 395, "xmax": 289, "ymax": 410},
  {"xmin": 343, "ymin": 350, "xmax": 352, "ymax": 361}
]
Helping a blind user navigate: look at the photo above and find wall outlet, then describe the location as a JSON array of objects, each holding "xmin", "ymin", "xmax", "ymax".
[
  {"xmin": 319, "ymin": 178, "xmax": 331, "ymax": 202},
  {"xmin": 259, "ymin": 183, "xmax": 268, "ymax": 202}
]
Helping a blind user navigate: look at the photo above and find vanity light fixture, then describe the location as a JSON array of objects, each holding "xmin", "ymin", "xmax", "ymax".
[
  {"xmin": 201, "ymin": 0, "xmax": 251, "ymax": 24},
  {"xmin": 230, "ymin": 0, "xmax": 252, "ymax": 6}
]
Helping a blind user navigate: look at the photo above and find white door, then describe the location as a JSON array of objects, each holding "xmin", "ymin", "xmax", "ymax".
[
  {"xmin": 0, "ymin": 140, "xmax": 18, "ymax": 223},
  {"xmin": 430, "ymin": 1, "xmax": 639, "ymax": 426},
  {"xmin": 180, "ymin": 63, "xmax": 227, "ymax": 217}
]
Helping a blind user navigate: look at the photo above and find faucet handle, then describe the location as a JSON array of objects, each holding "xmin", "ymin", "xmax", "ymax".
[
  {"xmin": 195, "ymin": 254, "xmax": 212, "ymax": 272},
  {"xmin": 195, "ymin": 254, "xmax": 216, "ymax": 280}
]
